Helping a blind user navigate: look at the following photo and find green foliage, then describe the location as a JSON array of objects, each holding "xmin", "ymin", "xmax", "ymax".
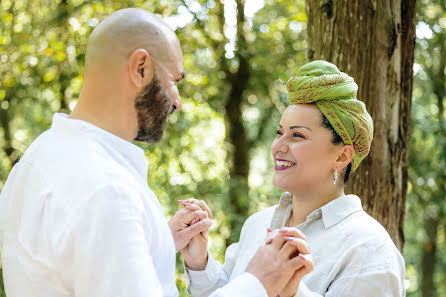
[
  {"xmin": 0, "ymin": 0, "xmax": 444, "ymax": 296},
  {"xmin": 0, "ymin": 0, "xmax": 306, "ymax": 295},
  {"xmin": 403, "ymin": 1, "xmax": 446, "ymax": 296}
]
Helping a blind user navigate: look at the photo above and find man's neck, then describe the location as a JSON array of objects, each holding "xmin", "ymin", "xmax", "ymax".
[{"xmin": 70, "ymin": 92, "xmax": 138, "ymax": 142}]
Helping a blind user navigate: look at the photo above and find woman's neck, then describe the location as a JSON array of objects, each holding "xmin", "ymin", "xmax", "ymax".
[{"xmin": 288, "ymin": 186, "xmax": 345, "ymax": 226}]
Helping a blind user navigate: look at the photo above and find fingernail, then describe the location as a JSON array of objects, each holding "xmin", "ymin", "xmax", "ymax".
[
  {"xmin": 203, "ymin": 231, "xmax": 208, "ymax": 240},
  {"xmin": 284, "ymin": 236, "xmax": 293, "ymax": 241},
  {"xmin": 265, "ymin": 238, "xmax": 273, "ymax": 245},
  {"xmin": 299, "ymin": 254, "xmax": 306, "ymax": 261},
  {"xmin": 267, "ymin": 228, "xmax": 272, "ymax": 232}
]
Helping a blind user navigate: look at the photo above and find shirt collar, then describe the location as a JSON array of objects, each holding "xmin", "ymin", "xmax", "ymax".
[
  {"xmin": 277, "ymin": 192, "xmax": 363, "ymax": 229},
  {"xmin": 320, "ymin": 195, "xmax": 363, "ymax": 228},
  {"xmin": 51, "ymin": 113, "xmax": 148, "ymax": 180}
]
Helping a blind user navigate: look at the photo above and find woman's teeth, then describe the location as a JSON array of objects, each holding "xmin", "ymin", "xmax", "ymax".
[{"xmin": 276, "ymin": 160, "xmax": 295, "ymax": 167}]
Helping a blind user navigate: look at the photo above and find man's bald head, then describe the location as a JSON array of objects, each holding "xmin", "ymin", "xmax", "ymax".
[
  {"xmin": 72, "ymin": 8, "xmax": 184, "ymax": 143},
  {"xmin": 85, "ymin": 8, "xmax": 179, "ymax": 73}
]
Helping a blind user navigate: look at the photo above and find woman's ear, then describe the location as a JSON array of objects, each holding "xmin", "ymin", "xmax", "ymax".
[
  {"xmin": 335, "ymin": 144, "xmax": 355, "ymax": 171},
  {"xmin": 128, "ymin": 49, "xmax": 154, "ymax": 88}
]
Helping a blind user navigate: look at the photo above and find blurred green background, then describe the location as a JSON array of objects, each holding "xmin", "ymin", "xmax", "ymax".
[{"xmin": 0, "ymin": 0, "xmax": 444, "ymax": 296}]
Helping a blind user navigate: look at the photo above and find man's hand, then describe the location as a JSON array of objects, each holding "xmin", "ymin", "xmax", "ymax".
[
  {"xmin": 177, "ymin": 199, "xmax": 213, "ymax": 271},
  {"xmin": 168, "ymin": 199, "xmax": 212, "ymax": 252},
  {"xmin": 246, "ymin": 227, "xmax": 313, "ymax": 297}
]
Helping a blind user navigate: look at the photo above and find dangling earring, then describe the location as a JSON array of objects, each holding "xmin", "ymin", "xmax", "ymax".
[{"xmin": 333, "ymin": 168, "xmax": 338, "ymax": 185}]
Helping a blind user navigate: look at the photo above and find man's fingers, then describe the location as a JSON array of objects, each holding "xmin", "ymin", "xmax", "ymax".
[
  {"xmin": 194, "ymin": 200, "xmax": 212, "ymax": 219},
  {"xmin": 184, "ymin": 204, "xmax": 201, "ymax": 211},
  {"xmin": 185, "ymin": 218, "xmax": 212, "ymax": 239},
  {"xmin": 283, "ymin": 237, "xmax": 310, "ymax": 255},
  {"xmin": 176, "ymin": 209, "xmax": 209, "ymax": 225}
]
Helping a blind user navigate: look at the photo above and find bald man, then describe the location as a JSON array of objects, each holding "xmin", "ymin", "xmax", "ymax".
[{"xmin": 0, "ymin": 8, "xmax": 304, "ymax": 297}]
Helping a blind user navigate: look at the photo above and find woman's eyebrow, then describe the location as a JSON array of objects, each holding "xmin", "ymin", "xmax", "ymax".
[
  {"xmin": 289, "ymin": 125, "xmax": 312, "ymax": 131},
  {"xmin": 278, "ymin": 124, "xmax": 311, "ymax": 131}
]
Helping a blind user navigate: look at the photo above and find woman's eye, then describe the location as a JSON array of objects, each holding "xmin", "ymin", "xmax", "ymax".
[
  {"xmin": 293, "ymin": 133, "xmax": 303, "ymax": 138},
  {"xmin": 276, "ymin": 130, "xmax": 283, "ymax": 136}
]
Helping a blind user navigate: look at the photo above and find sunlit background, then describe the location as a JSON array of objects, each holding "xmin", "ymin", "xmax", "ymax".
[{"xmin": 0, "ymin": 0, "xmax": 444, "ymax": 296}]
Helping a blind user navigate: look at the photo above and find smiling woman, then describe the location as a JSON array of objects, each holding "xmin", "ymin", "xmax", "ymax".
[{"xmin": 182, "ymin": 60, "xmax": 406, "ymax": 297}]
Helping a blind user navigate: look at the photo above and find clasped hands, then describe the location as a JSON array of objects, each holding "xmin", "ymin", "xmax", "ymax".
[{"xmin": 168, "ymin": 198, "xmax": 313, "ymax": 297}]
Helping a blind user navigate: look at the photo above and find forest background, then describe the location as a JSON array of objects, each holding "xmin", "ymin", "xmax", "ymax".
[{"xmin": 0, "ymin": 0, "xmax": 444, "ymax": 296}]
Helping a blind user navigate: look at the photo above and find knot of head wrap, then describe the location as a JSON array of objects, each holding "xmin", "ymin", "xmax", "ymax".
[{"xmin": 286, "ymin": 60, "xmax": 374, "ymax": 171}]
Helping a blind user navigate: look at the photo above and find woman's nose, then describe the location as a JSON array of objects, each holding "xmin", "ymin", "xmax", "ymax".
[
  {"xmin": 272, "ymin": 139, "xmax": 288, "ymax": 153},
  {"xmin": 279, "ymin": 144, "xmax": 288, "ymax": 153}
]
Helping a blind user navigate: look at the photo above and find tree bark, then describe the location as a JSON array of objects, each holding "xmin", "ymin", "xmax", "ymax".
[
  {"xmin": 421, "ymin": 217, "xmax": 439, "ymax": 297},
  {"xmin": 0, "ymin": 106, "xmax": 19, "ymax": 167},
  {"xmin": 306, "ymin": 0, "xmax": 417, "ymax": 250},
  {"xmin": 223, "ymin": 0, "xmax": 251, "ymax": 245}
]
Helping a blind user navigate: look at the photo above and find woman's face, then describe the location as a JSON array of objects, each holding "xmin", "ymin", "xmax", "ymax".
[{"xmin": 271, "ymin": 104, "xmax": 340, "ymax": 193}]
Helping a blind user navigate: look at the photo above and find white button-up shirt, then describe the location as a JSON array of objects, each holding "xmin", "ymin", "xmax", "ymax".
[
  {"xmin": 0, "ymin": 114, "xmax": 266, "ymax": 297},
  {"xmin": 185, "ymin": 192, "xmax": 406, "ymax": 297}
]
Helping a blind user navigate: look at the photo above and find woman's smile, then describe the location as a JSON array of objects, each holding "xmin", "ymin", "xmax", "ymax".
[{"xmin": 274, "ymin": 158, "xmax": 296, "ymax": 170}]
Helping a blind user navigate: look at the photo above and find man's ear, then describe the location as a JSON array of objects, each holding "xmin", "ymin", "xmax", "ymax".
[
  {"xmin": 128, "ymin": 49, "xmax": 154, "ymax": 88},
  {"xmin": 335, "ymin": 144, "xmax": 355, "ymax": 171}
]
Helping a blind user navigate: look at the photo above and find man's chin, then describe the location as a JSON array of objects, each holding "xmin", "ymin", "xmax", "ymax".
[{"xmin": 134, "ymin": 131, "xmax": 165, "ymax": 144}]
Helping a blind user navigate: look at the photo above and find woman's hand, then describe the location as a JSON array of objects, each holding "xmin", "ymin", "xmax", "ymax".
[
  {"xmin": 274, "ymin": 227, "xmax": 314, "ymax": 297},
  {"xmin": 178, "ymin": 199, "xmax": 213, "ymax": 271}
]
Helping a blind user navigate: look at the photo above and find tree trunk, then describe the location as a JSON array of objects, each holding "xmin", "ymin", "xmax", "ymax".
[
  {"xmin": 306, "ymin": 0, "xmax": 416, "ymax": 250},
  {"xmin": 223, "ymin": 0, "xmax": 251, "ymax": 245},
  {"xmin": 421, "ymin": 217, "xmax": 439, "ymax": 297},
  {"xmin": 0, "ymin": 105, "xmax": 19, "ymax": 167}
]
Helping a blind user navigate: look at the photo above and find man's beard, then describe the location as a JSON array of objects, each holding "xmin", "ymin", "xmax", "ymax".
[{"xmin": 134, "ymin": 75, "xmax": 173, "ymax": 143}]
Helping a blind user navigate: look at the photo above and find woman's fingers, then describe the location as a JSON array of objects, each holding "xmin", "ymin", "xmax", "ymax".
[
  {"xmin": 278, "ymin": 227, "xmax": 307, "ymax": 240},
  {"xmin": 287, "ymin": 253, "xmax": 314, "ymax": 275},
  {"xmin": 178, "ymin": 199, "xmax": 213, "ymax": 219},
  {"xmin": 283, "ymin": 237, "xmax": 310, "ymax": 254}
]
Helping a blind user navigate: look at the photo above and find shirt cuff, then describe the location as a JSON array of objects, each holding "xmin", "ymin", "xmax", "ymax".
[
  {"xmin": 184, "ymin": 252, "xmax": 221, "ymax": 288},
  {"xmin": 214, "ymin": 272, "xmax": 268, "ymax": 297}
]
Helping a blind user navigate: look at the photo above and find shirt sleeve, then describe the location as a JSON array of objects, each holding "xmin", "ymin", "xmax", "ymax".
[
  {"xmin": 184, "ymin": 216, "xmax": 269, "ymax": 297},
  {"xmin": 184, "ymin": 242, "xmax": 238, "ymax": 297},
  {"xmin": 69, "ymin": 184, "xmax": 164, "ymax": 297},
  {"xmin": 296, "ymin": 262, "xmax": 405, "ymax": 297},
  {"xmin": 185, "ymin": 250, "xmax": 267, "ymax": 297}
]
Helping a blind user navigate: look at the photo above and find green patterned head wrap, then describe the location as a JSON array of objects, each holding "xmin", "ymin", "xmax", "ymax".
[{"xmin": 286, "ymin": 60, "xmax": 374, "ymax": 171}]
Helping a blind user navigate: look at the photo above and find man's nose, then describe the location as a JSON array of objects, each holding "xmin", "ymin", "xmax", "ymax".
[
  {"xmin": 173, "ymin": 98, "xmax": 182, "ymax": 111},
  {"xmin": 171, "ymin": 88, "xmax": 182, "ymax": 111}
]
